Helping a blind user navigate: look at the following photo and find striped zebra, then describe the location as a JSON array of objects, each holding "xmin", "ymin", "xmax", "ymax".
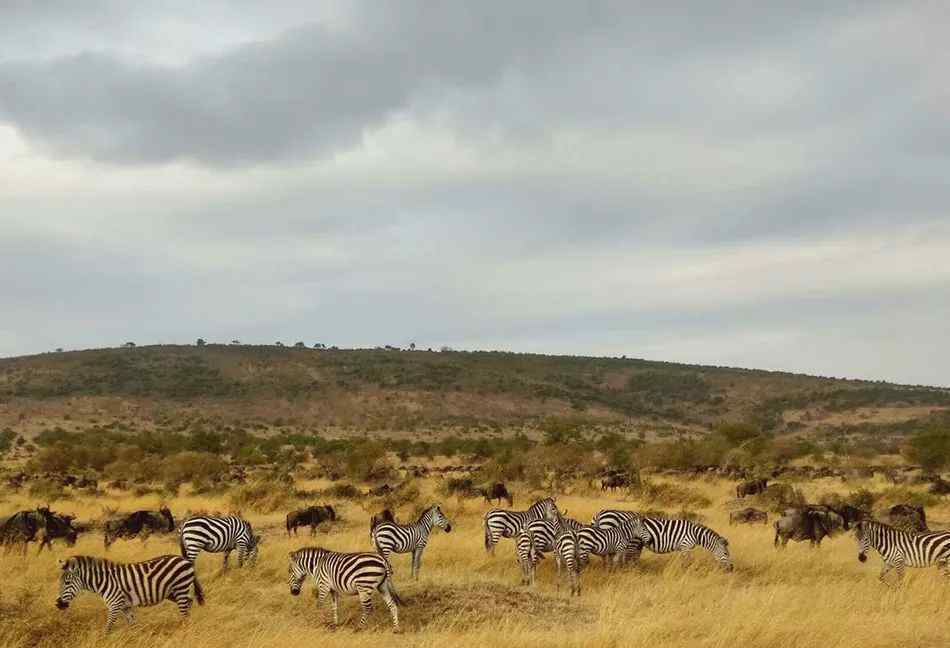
[
  {"xmin": 855, "ymin": 520, "xmax": 950, "ymax": 582},
  {"xmin": 179, "ymin": 515, "xmax": 261, "ymax": 567},
  {"xmin": 591, "ymin": 509, "xmax": 641, "ymax": 530},
  {"xmin": 55, "ymin": 555, "xmax": 204, "ymax": 632},
  {"xmin": 371, "ymin": 504, "xmax": 452, "ymax": 579},
  {"xmin": 288, "ymin": 547, "xmax": 401, "ymax": 631},
  {"xmin": 484, "ymin": 497, "xmax": 558, "ymax": 554},
  {"xmin": 550, "ymin": 510, "xmax": 584, "ymax": 596},
  {"xmin": 523, "ymin": 517, "xmax": 583, "ymax": 573},
  {"xmin": 515, "ymin": 527, "xmax": 542, "ymax": 586},
  {"xmin": 577, "ymin": 521, "xmax": 643, "ymax": 568},
  {"xmin": 632, "ymin": 517, "xmax": 733, "ymax": 571}
]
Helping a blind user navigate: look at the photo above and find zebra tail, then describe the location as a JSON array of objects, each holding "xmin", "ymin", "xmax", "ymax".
[
  {"xmin": 484, "ymin": 520, "xmax": 491, "ymax": 552},
  {"xmin": 381, "ymin": 575, "xmax": 402, "ymax": 606},
  {"xmin": 193, "ymin": 573, "xmax": 205, "ymax": 605}
]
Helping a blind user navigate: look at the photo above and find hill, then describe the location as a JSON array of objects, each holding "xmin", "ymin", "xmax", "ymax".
[{"xmin": 1, "ymin": 345, "xmax": 948, "ymax": 443}]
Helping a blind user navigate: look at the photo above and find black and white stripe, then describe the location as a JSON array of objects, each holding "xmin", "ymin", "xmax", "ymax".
[
  {"xmin": 591, "ymin": 509, "xmax": 641, "ymax": 530},
  {"xmin": 372, "ymin": 505, "xmax": 452, "ymax": 579},
  {"xmin": 55, "ymin": 555, "xmax": 204, "ymax": 631},
  {"xmin": 515, "ymin": 527, "xmax": 542, "ymax": 586},
  {"xmin": 855, "ymin": 520, "xmax": 950, "ymax": 582},
  {"xmin": 484, "ymin": 497, "xmax": 558, "ymax": 554},
  {"xmin": 577, "ymin": 521, "xmax": 643, "ymax": 568},
  {"xmin": 179, "ymin": 516, "xmax": 261, "ymax": 567},
  {"xmin": 549, "ymin": 511, "xmax": 584, "ymax": 596},
  {"xmin": 632, "ymin": 517, "xmax": 733, "ymax": 571},
  {"xmin": 288, "ymin": 547, "xmax": 401, "ymax": 631}
]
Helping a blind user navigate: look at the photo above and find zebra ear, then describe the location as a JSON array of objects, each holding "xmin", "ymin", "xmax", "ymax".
[
  {"xmin": 58, "ymin": 559, "xmax": 67, "ymax": 569},
  {"xmin": 288, "ymin": 551, "xmax": 294, "ymax": 558}
]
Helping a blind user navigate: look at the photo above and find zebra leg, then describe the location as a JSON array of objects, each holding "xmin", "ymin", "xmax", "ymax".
[
  {"xmin": 356, "ymin": 589, "xmax": 373, "ymax": 630},
  {"xmin": 174, "ymin": 590, "xmax": 193, "ymax": 617},
  {"xmin": 378, "ymin": 581, "xmax": 401, "ymax": 632},
  {"xmin": 222, "ymin": 549, "xmax": 231, "ymax": 569},
  {"xmin": 105, "ymin": 604, "xmax": 120, "ymax": 633},
  {"xmin": 121, "ymin": 606, "xmax": 135, "ymax": 626},
  {"xmin": 412, "ymin": 548, "xmax": 423, "ymax": 580}
]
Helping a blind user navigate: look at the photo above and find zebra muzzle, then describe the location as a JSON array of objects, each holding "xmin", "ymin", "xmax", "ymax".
[
  {"xmin": 55, "ymin": 599, "xmax": 69, "ymax": 610},
  {"xmin": 290, "ymin": 587, "xmax": 301, "ymax": 596},
  {"xmin": 857, "ymin": 553, "xmax": 867, "ymax": 563}
]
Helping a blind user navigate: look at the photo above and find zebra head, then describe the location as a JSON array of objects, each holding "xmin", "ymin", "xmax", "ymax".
[
  {"xmin": 534, "ymin": 497, "xmax": 558, "ymax": 522},
  {"xmin": 287, "ymin": 549, "xmax": 312, "ymax": 596},
  {"xmin": 427, "ymin": 505, "xmax": 452, "ymax": 533},
  {"xmin": 854, "ymin": 521, "xmax": 870, "ymax": 562},
  {"xmin": 246, "ymin": 534, "xmax": 263, "ymax": 564},
  {"xmin": 55, "ymin": 558, "xmax": 84, "ymax": 610},
  {"xmin": 714, "ymin": 537, "xmax": 734, "ymax": 572}
]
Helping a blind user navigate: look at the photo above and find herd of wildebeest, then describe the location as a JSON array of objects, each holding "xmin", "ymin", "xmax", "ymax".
[{"xmin": 1, "ymin": 459, "xmax": 948, "ymax": 633}]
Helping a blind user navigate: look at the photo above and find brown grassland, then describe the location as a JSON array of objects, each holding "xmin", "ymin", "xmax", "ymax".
[{"xmin": 1, "ymin": 473, "xmax": 948, "ymax": 648}]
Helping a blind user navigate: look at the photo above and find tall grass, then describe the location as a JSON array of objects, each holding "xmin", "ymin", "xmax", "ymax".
[{"xmin": 1, "ymin": 476, "xmax": 948, "ymax": 648}]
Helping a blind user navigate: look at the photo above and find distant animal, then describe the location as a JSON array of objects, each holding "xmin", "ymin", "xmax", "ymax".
[
  {"xmin": 103, "ymin": 507, "xmax": 175, "ymax": 549},
  {"xmin": 55, "ymin": 555, "xmax": 203, "ymax": 632},
  {"xmin": 729, "ymin": 508, "xmax": 768, "ymax": 525},
  {"xmin": 854, "ymin": 520, "xmax": 950, "ymax": 582},
  {"xmin": 773, "ymin": 506, "xmax": 846, "ymax": 548},
  {"xmin": 515, "ymin": 527, "xmax": 543, "ymax": 586},
  {"xmin": 0, "ymin": 507, "xmax": 78, "ymax": 554},
  {"xmin": 285, "ymin": 505, "xmax": 336, "ymax": 537},
  {"xmin": 369, "ymin": 508, "xmax": 397, "ymax": 538},
  {"xmin": 368, "ymin": 484, "xmax": 394, "ymax": 497},
  {"xmin": 179, "ymin": 516, "xmax": 261, "ymax": 567},
  {"xmin": 736, "ymin": 478, "xmax": 768, "ymax": 498},
  {"xmin": 482, "ymin": 482, "xmax": 514, "ymax": 507},
  {"xmin": 484, "ymin": 497, "xmax": 558, "ymax": 554},
  {"xmin": 372, "ymin": 505, "xmax": 452, "ymax": 579},
  {"xmin": 601, "ymin": 474, "xmax": 629, "ymax": 491},
  {"xmin": 877, "ymin": 504, "xmax": 927, "ymax": 532},
  {"xmin": 288, "ymin": 547, "xmax": 401, "ymax": 631},
  {"xmin": 632, "ymin": 517, "xmax": 733, "ymax": 571}
]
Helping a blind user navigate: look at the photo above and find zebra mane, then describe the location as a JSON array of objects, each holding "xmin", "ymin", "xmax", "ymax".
[{"xmin": 416, "ymin": 505, "xmax": 438, "ymax": 523}]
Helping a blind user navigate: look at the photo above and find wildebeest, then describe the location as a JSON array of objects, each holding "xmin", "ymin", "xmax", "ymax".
[
  {"xmin": 285, "ymin": 505, "xmax": 337, "ymax": 537},
  {"xmin": 774, "ymin": 505, "xmax": 847, "ymax": 548},
  {"xmin": 481, "ymin": 482, "xmax": 514, "ymax": 507},
  {"xmin": 0, "ymin": 507, "xmax": 79, "ymax": 554},
  {"xmin": 369, "ymin": 508, "xmax": 396, "ymax": 538},
  {"xmin": 368, "ymin": 484, "xmax": 393, "ymax": 497},
  {"xmin": 729, "ymin": 507, "xmax": 768, "ymax": 525},
  {"xmin": 877, "ymin": 504, "xmax": 927, "ymax": 532},
  {"xmin": 601, "ymin": 474, "xmax": 629, "ymax": 492},
  {"xmin": 103, "ymin": 507, "xmax": 176, "ymax": 549},
  {"xmin": 736, "ymin": 478, "xmax": 768, "ymax": 498}
]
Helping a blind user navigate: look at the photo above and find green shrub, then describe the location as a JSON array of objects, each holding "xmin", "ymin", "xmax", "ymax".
[
  {"xmin": 755, "ymin": 483, "xmax": 806, "ymax": 513},
  {"xmin": 229, "ymin": 480, "xmax": 297, "ymax": 513},
  {"xmin": 323, "ymin": 482, "xmax": 361, "ymax": 499},
  {"xmin": 628, "ymin": 478, "xmax": 711, "ymax": 509}
]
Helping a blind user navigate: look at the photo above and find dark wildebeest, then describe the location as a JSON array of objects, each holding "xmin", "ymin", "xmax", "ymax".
[
  {"xmin": 445, "ymin": 477, "xmax": 475, "ymax": 495},
  {"xmin": 0, "ymin": 507, "xmax": 78, "ymax": 554},
  {"xmin": 369, "ymin": 508, "xmax": 396, "ymax": 538},
  {"xmin": 736, "ymin": 478, "xmax": 768, "ymax": 498},
  {"xmin": 481, "ymin": 482, "xmax": 514, "ymax": 507},
  {"xmin": 285, "ymin": 505, "xmax": 336, "ymax": 537},
  {"xmin": 729, "ymin": 507, "xmax": 768, "ymax": 525},
  {"xmin": 774, "ymin": 505, "xmax": 847, "ymax": 548},
  {"xmin": 103, "ymin": 507, "xmax": 176, "ymax": 549},
  {"xmin": 877, "ymin": 504, "xmax": 927, "ymax": 532},
  {"xmin": 601, "ymin": 474, "xmax": 629, "ymax": 492}
]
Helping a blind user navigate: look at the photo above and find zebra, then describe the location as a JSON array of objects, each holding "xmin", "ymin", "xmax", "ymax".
[
  {"xmin": 591, "ymin": 509, "xmax": 641, "ymax": 530},
  {"xmin": 632, "ymin": 517, "xmax": 733, "ymax": 571},
  {"xmin": 288, "ymin": 547, "xmax": 401, "ymax": 631},
  {"xmin": 854, "ymin": 520, "xmax": 950, "ymax": 582},
  {"xmin": 577, "ymin": 521, "xmax": 643, "ymax": 568},
  {"xmin": 484, "ymin": 497, "xmax": 558, "ymax": 554},
  {"xmin": 515, "ymin": 526, "xmax": 543, "ymax": 585},
  {"xmin": 371, "ymin": 504, "xmax": 452, "ymax": 579},
  {"xmin": 523, "ymin": 517, "xmax": 584, "ymax": 573},
  {"xmin": 54, "ymin": 555, "xmax": 204, "ymax": 632},
  {"xmin": 549, "ymin": 509, "xmax": 584, "ymax": 596},
  {"xmin": 179, "ymin": 515, "xmax": 261, "ymax": 567}
]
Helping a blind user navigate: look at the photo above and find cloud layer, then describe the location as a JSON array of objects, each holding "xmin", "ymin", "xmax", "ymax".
[{"xmin": 1, "ymin": 2, "xmax": 948, "ymax": 385}]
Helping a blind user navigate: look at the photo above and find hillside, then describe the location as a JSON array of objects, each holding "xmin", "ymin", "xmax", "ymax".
[{"xmin": 1, "ymin": 345, "xmax": 948, "ymax": 443}]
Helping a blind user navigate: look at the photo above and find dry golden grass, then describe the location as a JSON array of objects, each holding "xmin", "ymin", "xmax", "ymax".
[{"xmin": 1, "ymin": 476, "xmax": 948, "ymax": 648}]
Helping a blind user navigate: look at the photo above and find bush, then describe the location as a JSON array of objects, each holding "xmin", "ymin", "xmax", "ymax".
[
  {"xmin": 755, "ymin": 483, "xmax": 806, "ymax": 513},
  {"xmin": 27, "ymin": 479, "xmax": 69, "ymax": 501},
  {"xmin": 874, "ymin": 486, "xmax": 940, "ymax": 510},
  {"xmin": 323, "ymin": 483, "xmax": 361, "ymax": 499},
  {"xmin": 906, "ymin": 428, "xmax": 950, "ymax": 472},
  {"xmin": 229, "ymin": 480, "xmax": 297, "ymax": 513},
  {"xmin": 161, "ymin": 451, "xmax": 228, "ymax": 490},
  {"xmin": 627, "ymin": 478, "xmax": 711, "ymax": 509}
]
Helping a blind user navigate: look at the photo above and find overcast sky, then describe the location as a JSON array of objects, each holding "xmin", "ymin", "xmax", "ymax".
[{"xmin": 1, "ymin": 2, "xmax": 948, "ymax": 386}]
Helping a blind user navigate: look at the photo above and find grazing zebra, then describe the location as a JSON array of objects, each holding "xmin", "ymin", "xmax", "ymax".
[
  {"xmin": 288, "ymin": 547, "xmax": 401, "ymax": 631},
  {"xmin": 372, "ymin": 504, "xmax": 452, "ymax": 579},
  {"xmin": 179, "ymin": 515, "xmax": 261, "ymax": 567},
  {"xmin": 577, "ymin": 521, "xmax": 643, "ymax": 568},
  {"xmin": 855, "ymin": 520, "xmax": 950, "ymax": 582},
  {"xmin": 55, "ymin": 555, "xmax": 204, "ymax": 632},
  {"xmin": 484, "ymin": 497, "xmax": 558, "ymax": 554},
  {"xmin": 591, "ymin": 509, "xmax": 641, "ymax": 530},
  {"xmin": 632, "ymin": 517, "xmax": 733, "ymax": 571},
  {"xmin": 515, "ymin": 527, "xmax": 542, "ymax": 585}
]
